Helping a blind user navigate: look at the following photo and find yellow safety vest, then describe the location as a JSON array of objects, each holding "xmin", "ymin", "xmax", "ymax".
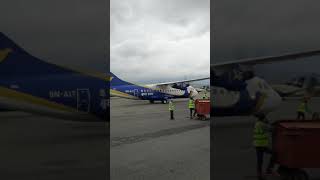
[
  {"xmin": 297, "ymin": 102, "xmax": 306, "ymax": 113},
  {"xmin": 169, "ymin": 102, "xmax": 175, "ymax": 111},
  {"xmin": 188, "ymin": 99, "xmax": 195, "ymax": 109},
  {"xmin": 253, "ymin": 121, "xmax": 269, "ymax": 147}
]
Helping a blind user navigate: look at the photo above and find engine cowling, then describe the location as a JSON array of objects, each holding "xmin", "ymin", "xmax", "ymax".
[{"xmin": 187, "ymin": 86, "xmax": 199, "ymax": 98}]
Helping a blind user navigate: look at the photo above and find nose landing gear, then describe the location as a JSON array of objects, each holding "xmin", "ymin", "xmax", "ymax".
[{"xmin": 162, "ymin": 99, "xmax": 168, "ymax": 104}]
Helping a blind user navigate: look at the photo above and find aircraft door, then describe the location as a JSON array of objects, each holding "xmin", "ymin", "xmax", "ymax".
[
  {"xmin": 77, "ymin": 89, "xmax": 90, "ymax": 112},
  {"xmin": 133, "ymin": 89, "xmax": 139, "ymax": 97}
]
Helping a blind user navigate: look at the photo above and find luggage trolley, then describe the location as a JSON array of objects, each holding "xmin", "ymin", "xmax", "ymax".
[
  {"xmin": 272, "ymin": 120, "xmax": 320, "ymax": 180},
  {"xmin": 195, "ymin": 99, "xmax": 210, "ymax": 120}
]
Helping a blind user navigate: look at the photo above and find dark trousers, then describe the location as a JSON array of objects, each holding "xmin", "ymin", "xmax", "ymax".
[
  {"xmin": 170, "ymin": 110, "xmax": 174, "ymax": 120},
  {"xmin": 189, "ymin": 108, "xmax": 195, "ymax": 118},
  {"xmin": 297, "ymin": 111, "xmax": 305, "ymax": 120},
  {"xmin": 256, "ymin": 147, "xmax": 276, "ymax": 176}
]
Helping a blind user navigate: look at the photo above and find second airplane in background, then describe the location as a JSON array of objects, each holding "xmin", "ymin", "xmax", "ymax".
[{"xmin": 110, "ymin": 72, "xmax": 209, "ymax": 103}]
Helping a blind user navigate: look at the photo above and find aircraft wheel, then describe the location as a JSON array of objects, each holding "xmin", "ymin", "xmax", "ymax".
[{"xmin": 149, "ymin": 100, "xmax": 154, "ymax": 104}]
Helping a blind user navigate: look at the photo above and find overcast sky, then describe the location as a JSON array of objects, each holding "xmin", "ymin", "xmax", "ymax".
[
  {"xmin": 0, "ymin": 0, "xmax": 108, "ymax": 73},
  {"xmin": 111, "ymin": 0, "xmax": 210, "ymax": 84},
  {"xmin": 213, "ymin": 0, "xmax": 320, "ymax": 83}
]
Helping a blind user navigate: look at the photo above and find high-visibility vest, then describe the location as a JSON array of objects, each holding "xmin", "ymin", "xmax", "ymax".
[
  {"xmin": 253, "ymin": 121, "xmax": 269, "ymax": 147},
  {"xmin": 169, "ymin": 102, "xmax": 175, "ymax": 111},
  {"xmin": 297, "ymin": 102, "xmax": 306, "ymax": 113},
  {"xmin": 188, "ymin": 99, "xmax": 195, "ymax": 109}
]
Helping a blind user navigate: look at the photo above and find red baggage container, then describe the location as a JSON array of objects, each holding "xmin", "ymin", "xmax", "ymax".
[
  {"xmin": 274, "ymin": 120, "xmax": 320, "ymax": 168},
  {"xmin": 195, "ymin": 99, "xmax": 210, "ymax": 115}
]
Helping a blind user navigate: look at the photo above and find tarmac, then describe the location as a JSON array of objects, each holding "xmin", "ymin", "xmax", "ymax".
[
  {"xmin": 110, "ymin": 97, "xmax": 210, "ymax": 180},
  {"xmin": 2, "ymin": 96, "xmax": 320, "ymax": 180},
  {"xmin": 213, "ymin": 97, "xmax": 320, "ymax": 180},
  {"xmin": 0, "ymin": 112, "xmax": 108, "ymax": 180}
]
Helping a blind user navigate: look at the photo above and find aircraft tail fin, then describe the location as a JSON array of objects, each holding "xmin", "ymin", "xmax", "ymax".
[
  {"xmin": 0, "ymin": 32, "xmax": 74, "ymax": 77},
  {"xmin": 109, "ymin": 72, "xmax": 132, "ymax": 86}
]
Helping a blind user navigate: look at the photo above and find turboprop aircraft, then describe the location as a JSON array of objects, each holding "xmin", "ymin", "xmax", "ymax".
[
  {"xmin": 271, "ymin": 73, "xmax": 320, "ymax": 98},
  {"xmin": 110, "ymin": 73, "xmax": 209, "ymax": 103},
  {"xmin": 0, "ymin": 32, "xmax": 108, "ymax": 121}
]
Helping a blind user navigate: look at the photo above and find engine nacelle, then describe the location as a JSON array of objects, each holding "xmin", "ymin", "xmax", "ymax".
[{"xmin": 187, "ymin": 86, "xmax": 199, "ymax": 98}]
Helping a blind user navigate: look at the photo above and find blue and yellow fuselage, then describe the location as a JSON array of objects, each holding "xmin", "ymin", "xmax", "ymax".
[{"xmin": 0, "ymin": 32, "xmax": 108, "ymax": 121}]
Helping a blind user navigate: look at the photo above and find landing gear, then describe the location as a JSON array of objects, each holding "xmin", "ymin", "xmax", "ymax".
[{"xmin": 162, "ymin": 99, "xmax": 168, "ymax": 104}]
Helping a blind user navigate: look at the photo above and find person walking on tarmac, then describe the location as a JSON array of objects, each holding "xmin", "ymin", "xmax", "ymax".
[
  {"xmin": 297, "ymin": 97, "xmax": 311, "ymax": 120},
  {"xmin": 188, "ymin": 97, "xmax": 196, "ymax": 119},
  {"xmin": 253, "ymin": 113, "xmax": 276, "ymax": 180},
  {"xmin": 169, "ymin": 100, "xmax": 175, "ymax": 120}
]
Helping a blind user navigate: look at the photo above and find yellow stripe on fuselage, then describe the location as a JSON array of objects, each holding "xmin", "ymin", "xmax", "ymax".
[
  {"xmin": 0, "ymin": 87, "xmax": 78, "ymax": 112},
  {"xmin": 0, "ymin": 48, "xmax": 12, "ymax": 62}
]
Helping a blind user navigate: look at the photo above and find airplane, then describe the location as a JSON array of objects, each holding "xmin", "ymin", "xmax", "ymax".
[
  {"xmin": 0, "ymin": 32, "xmax": 108, "ymax": 121},
  {"xmin": 211, "ymin": 49, "xmax": 320, "ymax": 116},
  {"xmin": 271, "ymin": 73, "xmax": 320, "ymax": 98},
  {"xmin": 110, "ymin": 73, "xmax": 209, "ymax": 103}
]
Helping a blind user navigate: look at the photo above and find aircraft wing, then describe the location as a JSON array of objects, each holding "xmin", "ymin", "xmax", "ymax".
[
  {"xmin": 149, "ymin": 77, "xmax": 209, "ymax": 86},
  {"xmin": 212, "ymin": 49, "xmax": 320, "ymax": 69}
]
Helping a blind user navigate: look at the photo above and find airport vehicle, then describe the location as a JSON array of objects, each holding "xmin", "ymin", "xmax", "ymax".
[
  {"xmin": 110, "ymin": 72, "xmax": 209, "ymax": 103},
  {"xmin": 0, "ymin": 32, "xmax": 108, "ymax": 121},
  {"xmin": 211, "ymin": 49, "xmax": 320, "ymax": 116}
]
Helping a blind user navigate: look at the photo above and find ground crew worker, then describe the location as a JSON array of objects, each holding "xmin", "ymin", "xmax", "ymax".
[
  {"xmin": 297, "ymin": 97, "xmax": 311, "ymax": 120},
  {"xmin": 169, "ymin": 100, "xmax": 175, "ymax": 120},
  {"xmin": 188, "ymin": 97, "xmax": 195, "ymax": 119},
  {"xmin": 253, "ymin": 113, "xmax": 276, "ymax": 180}
]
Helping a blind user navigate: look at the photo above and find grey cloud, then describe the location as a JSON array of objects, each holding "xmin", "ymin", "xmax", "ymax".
[
  {"xmin": 213, "ymin": 0, "xmax": 320, "ymax": 82},
  {"xmin": 111, "ymin": 0, "xmax": 210, "ymax": 83}
]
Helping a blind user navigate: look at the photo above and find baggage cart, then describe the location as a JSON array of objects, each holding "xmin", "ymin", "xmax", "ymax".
[
  {"xmin": 272, "ymin": 120, "xmax": 320, "ymax": 180},
  {"xmin": 195, "ymin": 99, "xmax": 210, "ymax": 120}
]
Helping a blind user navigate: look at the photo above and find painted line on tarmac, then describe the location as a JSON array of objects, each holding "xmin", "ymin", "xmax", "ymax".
[{"xmin": 111, "ymin": 122, "xmax": 209, "ymax": 147}]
